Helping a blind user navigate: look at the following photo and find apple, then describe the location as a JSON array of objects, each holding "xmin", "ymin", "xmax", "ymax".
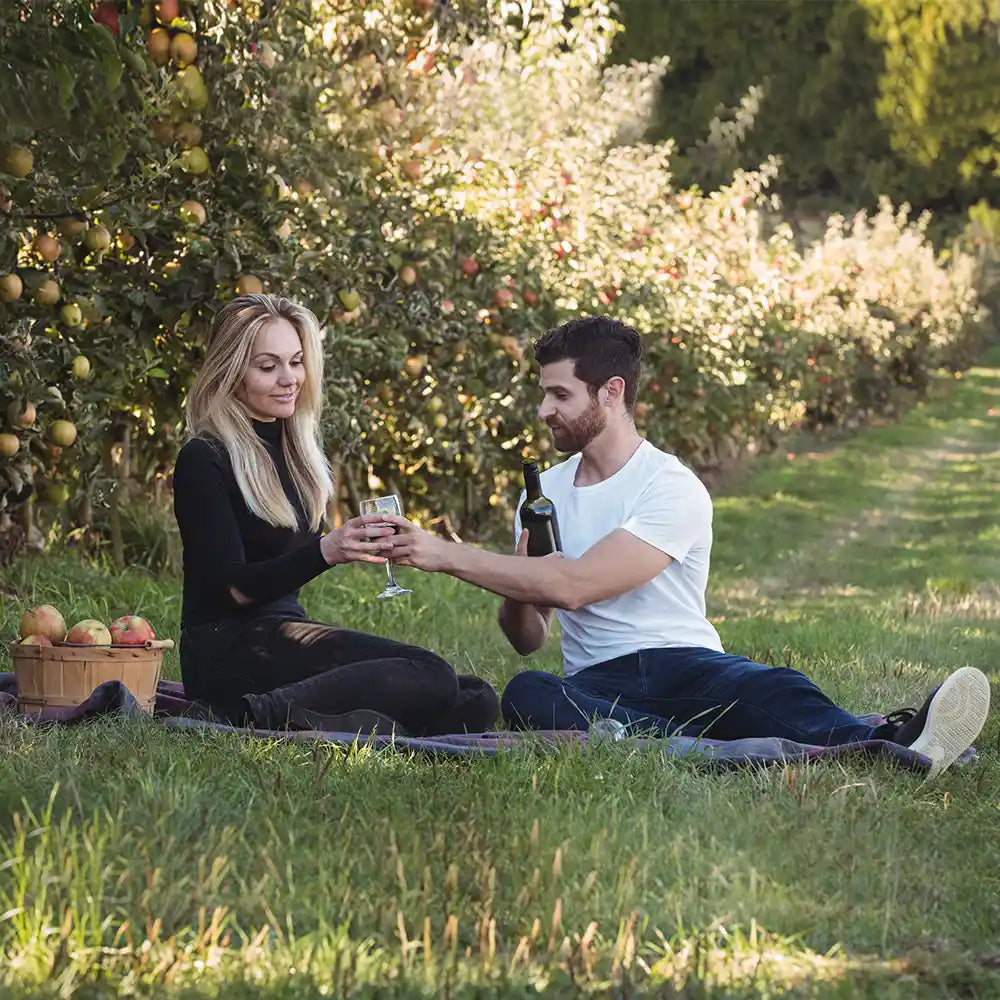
[
  {"xmin": 93, "ymin": 2, "xmax": 120, "ymax": 36},
  {"xmin": 171, "ymin": 32, "xmax": 197, "ymax": 67},
  {"xmin": 147, "ymin": 27, "xmax": 171, "ymax": 65},
  {"xmin": 523, "ymin": 290, "xmax": 539, "ymax": 306},
  {"xmin": 0, "ymin": 433, "xmax": 19, "ymax": 457},
  {"xmin": 61, "ymin": 304, "xmax": 83, "ymax": 328},
  {"xmin": 255, "ymin": 42, "xmax": 277, "ymax": 69},
  {"xmin": 34, "ymin": 279, "xmax": 60, "ymax": 306},
  {"xmin": 47, "ymin": 420, "xmax": 78, "ymax": 447},
  {"xmin": 84, "ymin": 225, "xmax": 112, "ymax": 251},
  {"xmin": 46, "ymin": 483, "xmax": 71, "ymax": 504},
  {"xmin": 58, "ymin": 217, "xmax": 88, "ymax": 239},
  {"xmin": 338, "ymin": 288, "xmax": 361, "ymax": 311},
  {"xmin": 459, "ymin": 256, "xmax": 479, "ymax": 277},
  {"xmin": 179, "ymin": 146, "xmax": 210, "ymax": 174},
  {"xmin": 441, "ymin": 298, "xmax": 455, "ymax": 314},
  {"xmin": 493, "ymin": 288, "xmax": 514, "ymax": 309},
  {"xmin": 400, "ymin": 160, "xmax": 422, "ymax": 181},
  {"xmin": 66, "ymin": 619, "xmax": 112, "ymax": 645},
  {"xmin": 174, "ymin": 121, "xmax": 202, "ymax": 148},
  {"xmin": 33, "ymin": 235, "xmax": 62, "ymax": 262},
  {"xmin": 19, "ymin": 634, "xmax": 53, "ymax": 647},
  {"xmin": 177, "ymin": 66, "xmax": 209, "ymax": 110},
  {"xmin": 7, "ymin": 400, "xmax": 35, "ymax": 427},
  {"xmin": 19, "ymin": 604, "xmax": 67, "ymax": 643},
  {"xmin": 0, "ymin": 273, "xmax": 22, "ymax": 302},
  {"xmin": 398, "ymin": 265, "xmax": 417, "ymax": 285},
  {"xmin": 71, "ymin": 355, "xmax": 91, "ymax": 379},
  {"xmin": 178, "ymin": 199, "xmax": 206, "ymax": 227},
  {"xmin": 157, "ymin": 0, "xmax": 180, "ymax": 22},
  {"xmin": 236, "ymin": 274, "xmax": 263, "ymax": 295},
  {"xmin": 1, "ymin": 145, "xmax": 33, "ymax": 179},
  {"xmin": 109, "ymin": 615, "xmax": 156, "ymax": 645}
]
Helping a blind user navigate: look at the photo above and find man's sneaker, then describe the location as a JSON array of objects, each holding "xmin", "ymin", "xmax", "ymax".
[
  {"xmin": 289, "ymin": 707, "xmax": 403, "ymax": 737},
  {"xmin": 887, "ymin": 667, "xmax": 990, "ymax": 779}
]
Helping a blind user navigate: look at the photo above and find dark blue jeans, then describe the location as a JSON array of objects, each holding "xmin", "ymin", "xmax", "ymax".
[{"xmin": 500, "ymin": 647, "xmax": 879, "ymax": 746}]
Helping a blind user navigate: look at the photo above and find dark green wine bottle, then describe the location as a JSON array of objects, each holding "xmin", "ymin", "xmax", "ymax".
[{"xmin": 520, "ymin": 459, "xmax": 562, "ymax": 557}]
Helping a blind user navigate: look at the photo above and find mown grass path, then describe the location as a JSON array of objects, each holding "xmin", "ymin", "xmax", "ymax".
[{"xmin": 1, "ymin": 356, "xmax": 1000, "ymax": 998}]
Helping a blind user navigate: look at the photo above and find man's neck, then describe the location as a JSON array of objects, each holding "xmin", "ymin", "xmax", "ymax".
[{"xmin": 574, "ymin": 420, "xmax": 643, "ymax": 487}]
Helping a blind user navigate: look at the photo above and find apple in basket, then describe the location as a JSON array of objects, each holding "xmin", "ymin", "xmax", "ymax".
[
  {"xmin": 66, "ymin": 619, "xmax": 113, "ymax": 645},
  {"xmin": 19, "ymin": 634, "xmax": 53, "ymax": 646},
  {"xmin": 109, "ymin": 615, "xmax": 156, "ymax": 645},
  {"xmin": 19, "ymin": 604, "xmax": 67, "ymax": 644}
]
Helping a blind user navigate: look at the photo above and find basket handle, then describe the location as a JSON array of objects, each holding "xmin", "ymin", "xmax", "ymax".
[{"xmin": 144, "ymin": 639, "xmax": 175, "ymax": 650}]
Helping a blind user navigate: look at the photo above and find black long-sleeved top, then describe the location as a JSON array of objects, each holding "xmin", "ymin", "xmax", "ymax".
[{"xmin": 172, "ymin": 419, "xmax": 329, "ymax": 627}]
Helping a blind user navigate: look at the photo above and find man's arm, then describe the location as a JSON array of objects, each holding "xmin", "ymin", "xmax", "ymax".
[
  {"xmin": 387, "ymin": 518, "xmax": 673, "ymax": 610},
  {"xmin": 495, "ymin": 526, "xmax": 555, "ymax": 655}
]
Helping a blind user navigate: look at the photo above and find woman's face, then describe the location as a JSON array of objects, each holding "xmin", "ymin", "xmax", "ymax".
[{"xmin": 239, "ymin": 318, "xmax": 306, "ymax": 421}]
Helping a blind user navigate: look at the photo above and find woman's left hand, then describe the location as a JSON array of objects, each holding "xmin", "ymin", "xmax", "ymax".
[{"xmin": 378, "ymin": 514, "xmax": 451, "ymax": 573}]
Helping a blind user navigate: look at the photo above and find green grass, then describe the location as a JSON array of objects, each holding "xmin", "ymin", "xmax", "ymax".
[{"xmin": 2, "ymin": 359, "xmax": 1000, "ymax": 998}]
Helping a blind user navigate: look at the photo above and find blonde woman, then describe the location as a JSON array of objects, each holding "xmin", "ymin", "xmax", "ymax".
[{"xmin": 173, "ymin": 294, "xmax": 499, "ymax": 735}]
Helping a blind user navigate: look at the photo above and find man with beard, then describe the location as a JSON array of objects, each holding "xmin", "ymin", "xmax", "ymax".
[{"xmin": 385, "ymin": 316, "xmax": 990, "ymax": 778}]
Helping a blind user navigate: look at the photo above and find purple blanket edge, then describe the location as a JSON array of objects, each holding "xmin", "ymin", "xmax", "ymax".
[{"xmin": 0, "ymin": 673, "xmax": 976, "ymax": 772}]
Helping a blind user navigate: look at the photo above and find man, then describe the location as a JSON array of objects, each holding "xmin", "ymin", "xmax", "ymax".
[{"xmin": 386, "ymin": 316, "xmax": 990, "ymax": 778}]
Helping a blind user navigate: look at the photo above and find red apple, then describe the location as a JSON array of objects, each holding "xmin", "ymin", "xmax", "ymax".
[
  {"xmin": 459, "ymin": 256, "xmax": 479, "ymax": 277},
  {"xmin": 19, "ymin": 634, "xmax": 53, "ymax": 647},
  {"xmin": 493, "ymin": 288, "xmax": 514, "ymax": 309},
  {"xmin": 109, "ymin": 615, "xmax": 156, "ymax": 645},
  {"xmin": 522, "ymin": 290, "xmax": 539, "ymax": 306},
  {"xmin": 19, "ymin": 604, "xmax": 67, "ymax": 643},
  {"xmin": 66, "ymin": 619, "xmax": 112, "ymax": 645},
  {"xmin": 93, "ymin": 1, "xmax": 120, "ymax": 35}
]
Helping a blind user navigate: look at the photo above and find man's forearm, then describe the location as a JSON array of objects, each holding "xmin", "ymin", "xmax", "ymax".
[
  {"xmin": 498, "ymin": 598, "xmax": 550, "ymax": 655},
  {"xmin": 439, "ymin": 544, "xmax": 579, "ymax": 608}
]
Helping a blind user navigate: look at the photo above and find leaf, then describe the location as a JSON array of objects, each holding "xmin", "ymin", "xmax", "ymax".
[
  {"xmin": 147, "ymin": 368, "xmax": 169, "ymax": 379},
  {"xmin": 53, "ymin": 64, "xmax": 77, "ymax": 114}
]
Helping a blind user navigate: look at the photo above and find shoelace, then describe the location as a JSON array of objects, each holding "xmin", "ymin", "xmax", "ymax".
[{"xmin": 885, "ymin": 708, "xmax": 917, "ymax": 726}]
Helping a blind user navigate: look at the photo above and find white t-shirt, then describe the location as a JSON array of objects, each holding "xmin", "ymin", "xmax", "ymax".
[{"xmin": 514, "ymin": 440, "xmax": 723, "ymax": 675}]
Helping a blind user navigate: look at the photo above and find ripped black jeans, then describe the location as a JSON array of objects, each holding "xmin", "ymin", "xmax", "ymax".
[{"xmin": 180, "ymin": 616, "xmax": 499, "ymax": 736}]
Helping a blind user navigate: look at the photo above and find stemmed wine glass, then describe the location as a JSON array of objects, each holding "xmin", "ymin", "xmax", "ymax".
[{"xmin": 359, "ymin": 494, "xmax": 412, "ymax": 599}]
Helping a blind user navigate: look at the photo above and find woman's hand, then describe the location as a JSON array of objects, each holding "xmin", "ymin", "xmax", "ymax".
[{"xmin": 320, "ymin": 514, "xmax": 396, "ymax": 566}]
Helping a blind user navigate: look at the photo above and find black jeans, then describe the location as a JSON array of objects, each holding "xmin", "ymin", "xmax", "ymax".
[
  {"xmin": 500, "ymin": 647, "xmax": 880, "ymax": 745},
  {"xmin": 181, "ymin": 617, "xmax": 499, "ymax": 736}
]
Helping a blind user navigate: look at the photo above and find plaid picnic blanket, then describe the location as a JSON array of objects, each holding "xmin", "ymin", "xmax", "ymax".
[{"xmin": 0, "ymin": 672, "xmax": 975, "ymax": 772}]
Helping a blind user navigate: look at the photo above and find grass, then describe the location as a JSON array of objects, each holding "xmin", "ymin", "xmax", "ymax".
[{"xmin": 2, "ymin": 358, "xmax": 1000, "ymax": 997}]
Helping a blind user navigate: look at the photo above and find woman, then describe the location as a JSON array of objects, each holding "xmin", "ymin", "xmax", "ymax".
[{"xmin": 173, "ymin": 293, "xmax": 499, "ymax": 735}]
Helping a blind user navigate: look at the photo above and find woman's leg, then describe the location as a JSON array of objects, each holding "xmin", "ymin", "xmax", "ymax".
[
  {"xmin": 187, "ymin": 618, "xmax": 460, "ymax": 732},
  {"xmin": 418, "ymin": 675, "xmax": 500, "ymax": 735}
]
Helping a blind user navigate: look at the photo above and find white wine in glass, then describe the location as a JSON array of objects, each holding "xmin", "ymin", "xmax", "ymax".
[{"xmin": 360, "ymin": 494, "xmax": 412, "ymax": 599}]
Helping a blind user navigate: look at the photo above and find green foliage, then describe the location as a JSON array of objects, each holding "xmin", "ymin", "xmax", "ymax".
[
  {"xmin": 0, "ymin": 0, "xmax": 991, "ymax": 565},
  {"xmin": 613, "ymin": 0, "xmax": 1000, "ymax": 212}
]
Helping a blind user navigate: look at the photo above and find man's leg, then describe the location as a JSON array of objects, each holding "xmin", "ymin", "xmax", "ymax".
[
  {"xmin": 500, "ymin": 659, "xmax": 673, "ymax": 732},
  {"xmin": 633, "ymin": 647, "xmax": 876, "ymax": 744}
]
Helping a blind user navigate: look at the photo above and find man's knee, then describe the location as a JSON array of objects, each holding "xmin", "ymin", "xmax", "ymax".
[{"xmin": 500, "ymin": 670, "xmax": 562, "ymax": 728}]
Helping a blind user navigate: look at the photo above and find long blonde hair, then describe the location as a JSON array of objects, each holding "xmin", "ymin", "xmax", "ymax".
[{"xmin": 185, "ymin": 294, "xmax": 333, "ymax": 531}]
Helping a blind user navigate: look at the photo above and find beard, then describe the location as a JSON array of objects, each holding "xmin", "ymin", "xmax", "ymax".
[{"xmin": 548, "ymin": 398, "xmax": 607, "ymax": 454}]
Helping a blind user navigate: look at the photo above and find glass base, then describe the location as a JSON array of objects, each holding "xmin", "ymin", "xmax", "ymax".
[{"xmin": 377, "ymin": 584, "xmax": 412, "ymax": 599}]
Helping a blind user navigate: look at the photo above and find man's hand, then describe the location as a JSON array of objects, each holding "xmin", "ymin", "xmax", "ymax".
[{"xmin": 380, "ymin": 514, "xmax": 453, "ymax": 572}]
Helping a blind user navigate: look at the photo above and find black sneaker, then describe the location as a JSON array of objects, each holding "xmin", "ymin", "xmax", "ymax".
[
  {"xmin": 886, "ymin": 667, "xmax": 990, "ymax": 779},
  {"xmin": 289, "ymin": 707, "xmax": 403, "ymax": 737}
]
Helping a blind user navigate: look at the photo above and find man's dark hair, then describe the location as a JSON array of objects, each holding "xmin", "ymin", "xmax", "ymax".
[{"xmin": 532, "ymin": 316, "xmax": 643, "ymax": 412}]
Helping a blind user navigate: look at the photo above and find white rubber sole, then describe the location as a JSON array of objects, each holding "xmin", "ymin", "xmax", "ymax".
[{"xmin": 907, "ymin": 666, "xmax": 991, "ymax": 780}]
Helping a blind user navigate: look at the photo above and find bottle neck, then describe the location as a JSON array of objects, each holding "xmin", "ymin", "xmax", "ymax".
[{"xmin": 523, "ymin": 463, "xmax": 542, "ymax": 502}]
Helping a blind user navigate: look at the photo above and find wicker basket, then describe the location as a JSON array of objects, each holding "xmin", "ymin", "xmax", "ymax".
[{"xmin": 9, "ymin": 639, "xmax": 173, "ymax": 717}]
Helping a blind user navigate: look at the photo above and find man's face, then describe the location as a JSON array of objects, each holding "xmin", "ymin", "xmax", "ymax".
[{"xmin": 537, "ymin": 359, "xmax": 606, "ymax": 454}]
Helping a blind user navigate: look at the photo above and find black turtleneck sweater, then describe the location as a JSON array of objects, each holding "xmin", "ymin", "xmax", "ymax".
[{"xmin": 172, "ymin": 420, "xmax": 330, "ymax": 627}]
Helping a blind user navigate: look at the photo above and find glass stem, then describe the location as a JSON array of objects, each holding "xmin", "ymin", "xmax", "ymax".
[{"xmin": 384, "ymin": 559, "xmax": 399, "ymax": 588}]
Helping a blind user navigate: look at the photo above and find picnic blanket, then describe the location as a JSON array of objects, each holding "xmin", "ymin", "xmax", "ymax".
[{"xmin": 0, "ymin": 672, "xmax": 976, "ymax": 773}]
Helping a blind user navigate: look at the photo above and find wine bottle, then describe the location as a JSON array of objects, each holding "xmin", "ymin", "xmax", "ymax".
[{"xmin": 520, "ymin": 459, "xmax": 562, "ymax": 557}]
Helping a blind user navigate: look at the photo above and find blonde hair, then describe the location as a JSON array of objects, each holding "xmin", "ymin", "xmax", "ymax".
[{"xmin": 185, "ymin": 293, "xmax": 333, "ymax": 531}]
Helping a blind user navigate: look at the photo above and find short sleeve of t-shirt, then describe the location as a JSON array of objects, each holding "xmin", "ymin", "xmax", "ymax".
[{"xmin": 620, "ymin": 468, "xmax": 711, "ymax": 565}]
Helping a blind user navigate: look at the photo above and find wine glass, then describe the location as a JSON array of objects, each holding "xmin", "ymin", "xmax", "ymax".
[{"xmin": 359, "ymin": 494, "xmax": 412, "ymax": 599}]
